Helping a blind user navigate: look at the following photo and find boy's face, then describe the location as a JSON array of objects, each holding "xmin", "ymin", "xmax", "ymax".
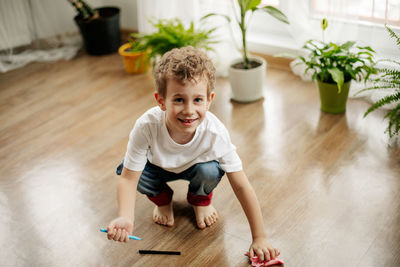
[{"xmin": 155, "ymin": 78, "xmax": 214, "ymax": 144}]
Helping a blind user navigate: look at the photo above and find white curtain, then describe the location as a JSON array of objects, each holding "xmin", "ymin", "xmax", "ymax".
[{"xmin": 0, "ymin": 0, "xmax": 84, "ymax": 73}]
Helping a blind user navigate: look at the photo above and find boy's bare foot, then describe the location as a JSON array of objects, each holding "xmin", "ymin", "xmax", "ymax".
[
  {"xmin": 153, "ymin": 202, "xmax": 174, "ymax": 226},
  {"xmin": 192, "ymin": 205, "xmax": 218, "ymax": 229}
]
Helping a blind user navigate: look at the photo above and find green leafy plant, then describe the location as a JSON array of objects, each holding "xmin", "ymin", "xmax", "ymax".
[
  {"xmin": 357, "ymin": 25, "xmax": 400, "ymax": 138},
  {"xmin": 296, "ymin": 19, "xmax": 376, "ymax": 93},
  {"xmin": 204, "ymin": 0, "xmax": 289, "ymax": 69},
  {"xmin": 128, "ymin": 18, "xmax": 218, "ymax": 67}
]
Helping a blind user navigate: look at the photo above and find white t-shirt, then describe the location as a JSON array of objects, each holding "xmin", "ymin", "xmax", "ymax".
[{"xmin": 123, "ymin": 107, "xmax": 242, "ymax": 173}]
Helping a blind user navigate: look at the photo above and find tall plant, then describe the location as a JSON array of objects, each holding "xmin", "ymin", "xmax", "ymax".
[
  {"xmin": 204, "ymin": 0, "xmax": 289, "ymax": 69},
  {"xmin": 357, "ymin": 25, "xmax": 400, "ymax": 138}
]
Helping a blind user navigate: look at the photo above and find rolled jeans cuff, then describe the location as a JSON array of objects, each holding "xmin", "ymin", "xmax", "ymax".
[
  {"xmin": 147, "ymin": 185, "xmax": 173, "ymax": 206},
  {"xmin": 187, "ymin": 191, "xmax": 213, "ymax": 206}
]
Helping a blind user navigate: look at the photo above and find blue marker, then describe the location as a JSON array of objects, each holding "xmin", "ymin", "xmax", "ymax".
[{"xmin": 100, "ymin": 228, "xmax": 142, "ymax": 240}]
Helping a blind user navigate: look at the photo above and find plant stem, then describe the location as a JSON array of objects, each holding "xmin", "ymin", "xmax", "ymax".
[{"xmin": 240, "ymin": 6, "xmax": 249, "ymax": 69}]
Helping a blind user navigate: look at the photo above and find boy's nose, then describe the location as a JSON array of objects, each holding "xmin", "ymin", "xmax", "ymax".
[{"xmin": 183, "ymin": 102, "xmax": 195, "ymax": 114}]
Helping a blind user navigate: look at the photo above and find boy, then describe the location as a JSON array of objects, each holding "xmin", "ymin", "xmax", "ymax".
[{"xmin": 107, "ymin": 46, "xmax": 280, "ymax": 261}]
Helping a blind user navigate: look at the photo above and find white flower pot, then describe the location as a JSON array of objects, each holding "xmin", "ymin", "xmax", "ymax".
[{"xmin": 228, "ymin": 55, "xmax": 266, "ymax": 102}]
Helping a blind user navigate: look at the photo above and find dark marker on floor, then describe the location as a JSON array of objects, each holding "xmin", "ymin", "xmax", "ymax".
[{"xmin": 139, "ymin": 250, "xmax": 181, "ymax": 255}]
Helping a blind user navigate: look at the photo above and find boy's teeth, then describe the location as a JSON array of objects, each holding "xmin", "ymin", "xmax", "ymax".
[{"xmin": 181, "ymin": 119, "xmax": 195, "ymax": 123}]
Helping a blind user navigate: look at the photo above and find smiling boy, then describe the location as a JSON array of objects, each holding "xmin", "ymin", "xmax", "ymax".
[{"xmin": 107, "ymin": 46, "xmax": 280, "ymax": 261}]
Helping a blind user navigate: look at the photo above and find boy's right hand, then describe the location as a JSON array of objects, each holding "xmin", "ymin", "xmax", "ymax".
[{"xmin": 107, "ymin": 217, "xmax": 134, "ymax": 242}]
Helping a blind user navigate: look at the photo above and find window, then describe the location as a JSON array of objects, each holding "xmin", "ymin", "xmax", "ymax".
[
  {"xmin": 246, "ymin": 0, "xmax": 400, "ymax": 58},
  {"xmin": 312, "ymin": 0, "xmax": 400, "ymax": 27}
]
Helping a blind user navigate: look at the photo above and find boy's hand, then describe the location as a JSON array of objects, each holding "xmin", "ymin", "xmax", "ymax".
[
  {"xmin": 107, "ymin": 217, "xmax": 134, "ymax": 242},
  {"xmin": 249, "ymin": 237, "xmax": 280, "ymax": 262}
]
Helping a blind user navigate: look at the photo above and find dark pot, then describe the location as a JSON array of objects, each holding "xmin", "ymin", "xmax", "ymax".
[{"xmin": 74, "ymin": 7, "xmax": 121, "ymax": 55}]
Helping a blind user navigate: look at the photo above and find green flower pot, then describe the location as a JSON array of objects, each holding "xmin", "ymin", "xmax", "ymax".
[{"xmin": 317, "ymin": 80, "xmax": 351, "ymax": 114}]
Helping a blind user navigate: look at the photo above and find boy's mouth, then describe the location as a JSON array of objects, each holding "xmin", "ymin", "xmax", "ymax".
[{"xmin": 178, "ymin": 118, "xmax": 198, "ymax": 126}]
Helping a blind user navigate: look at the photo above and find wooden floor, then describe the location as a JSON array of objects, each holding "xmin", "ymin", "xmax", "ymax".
[{"xmin": 1, "ymin": 52, "xmax": 399, "ymax": 267}]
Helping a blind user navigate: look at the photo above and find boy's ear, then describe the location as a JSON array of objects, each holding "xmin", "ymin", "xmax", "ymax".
[
  {"xmin": 209, "ymin": 92, "xmax": 215, "ymax": 102},
  {"xmin": 207, "ymin": 92, "xmax": 215, "ymax": 109},
  {"xmin": 154, "ymin": 92, "xmax": 166, "ymax": 111}
]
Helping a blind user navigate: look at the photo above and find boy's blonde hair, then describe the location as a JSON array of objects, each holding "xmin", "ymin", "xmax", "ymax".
[{"xmin": 154, "ymin": 46, "xmax": 216, "ymax": 98}]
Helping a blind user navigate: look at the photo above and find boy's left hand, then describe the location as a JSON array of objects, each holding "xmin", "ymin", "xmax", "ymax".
[{"xmin": 249, "ymin": 237, "xmax": 280, "ymax": 262}]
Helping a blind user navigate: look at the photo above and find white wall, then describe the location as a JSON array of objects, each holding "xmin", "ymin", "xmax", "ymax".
[{"xmin": 103, "ymin": 0, "xmax": 138, "ymax": 30}]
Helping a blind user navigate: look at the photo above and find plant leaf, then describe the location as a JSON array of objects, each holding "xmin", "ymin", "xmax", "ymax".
[
  {"xmin": 201, "ymin": 12, "xmax": 231, "ymax": 23},
  {"xmin": 364, "ymin": 92, "xmax": 400, "ymax": 117},
  {"xmin": 385, "ymin": 24, "xmax": 400, "ymax": 48},
  {"xmin": 328, "ymin": 68, "xmax": 344, "ymax": 93},
  {"xmin": 357, "ymin": 45, "xmax": 375, "ymax": 53},
  {"xmin": 262, "ymin": 6, "xmax": 289, "ymax": 24},
  {"xmin": 341, "ymin": 41, "xmax": 355, "ymax": 50},
  {"xmin": 248, "ymin": 0, "xmax": 261, "ymax": 11}
]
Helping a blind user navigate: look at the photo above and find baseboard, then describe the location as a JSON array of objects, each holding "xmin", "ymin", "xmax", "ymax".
[{"xmin": 250, "ymin": 52, "xmax": 293, "ymax": 71}]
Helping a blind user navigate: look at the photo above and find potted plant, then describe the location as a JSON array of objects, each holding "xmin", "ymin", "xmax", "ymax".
[
  {"xmin": 119, "ymin": 18, "xmax": 217, "ymax": 74},
  {"xmin": 68, "ymin": 0, "xmax": 121, "ymax": 55},
  {"xmin": 283, "ymin": 19, "xmax": 377, "ymax": 113},
  {"xmin": 204, "ymin": 0, "xmax": 289, "ymax": 102},
  {"xmin": 118, "ymin": 40, "xmax": 150, "ymax": 74},
  {"xmin": 357, "ymin": 25, "xmax": 400, "ymax": 138}
]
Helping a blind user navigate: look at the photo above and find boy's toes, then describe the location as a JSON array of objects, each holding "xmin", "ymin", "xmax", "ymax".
[
  {"xmin": 197, "ymin": 219, "xmax": 206, "ymax": 229},
  {"xmin": 161, "ymin": 216, "xmax": 167, "ymax": 225},
  {"xmin": 153, "ymin": 215, "xmax": 161, "ymax": 224},
  {"xmin": 166, "ymin": 217, "xmax": 174, "ymax": 226}
]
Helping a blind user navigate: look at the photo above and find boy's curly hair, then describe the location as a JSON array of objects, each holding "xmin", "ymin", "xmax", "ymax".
[{"xmin": 154, "ymin": 46, "xmax": 216, "ymax": 98}]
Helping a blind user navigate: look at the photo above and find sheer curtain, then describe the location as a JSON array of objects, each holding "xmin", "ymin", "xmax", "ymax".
[{"xmin": 0, "ymin": 0, "xmax": 84, "ymax": 73}]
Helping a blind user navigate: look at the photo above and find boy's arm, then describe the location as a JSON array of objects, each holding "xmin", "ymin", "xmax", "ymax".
[
  {"xmin": 107, "ymin": 167, "xmax": 141, "ymax": 242},
  {"xmin": 118, "ymin": 167, "xmax": 141, "ymax": 220},
  {"xmin": 226, "ymin": 170, "xmax": 279, "ymax": 261}
]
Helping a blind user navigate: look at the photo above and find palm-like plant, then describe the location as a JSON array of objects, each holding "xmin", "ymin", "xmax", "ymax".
[
  {"xmin": 204, "ymin": 0, "xmax": 289, "ymax": 69},
  {"xmin": 357, "ymin": 25, "xmax": 400, "ymax": 138}
]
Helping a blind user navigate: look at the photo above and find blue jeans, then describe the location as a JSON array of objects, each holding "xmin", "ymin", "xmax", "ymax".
[{"xmin": 116, "ymin": 160, "xmax": 225, "ymax": 206}]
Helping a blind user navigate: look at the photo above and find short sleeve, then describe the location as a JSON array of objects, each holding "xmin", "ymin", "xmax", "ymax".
[
  {"xmin": 214, "ymin": 125, "xmax": 242, "ymax": 173},
  {"xmin": 123, "ymin": 121, "xmax": 150, "ymax": 171},
  {"xmin": 218, "ymin": 149, "xmax": 242, "ymax": 173}
]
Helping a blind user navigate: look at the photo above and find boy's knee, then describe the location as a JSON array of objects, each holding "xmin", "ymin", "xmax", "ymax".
[
  {"xmin": 188, "ymin": 162, "xmax": 225, "ymax": 196},
  {"xmin": 192, "ymin": 161, "xmax": 224, "ymax": 182}
]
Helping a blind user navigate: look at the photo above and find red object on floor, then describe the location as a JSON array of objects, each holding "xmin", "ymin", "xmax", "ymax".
[{"xmin": 245, "ymin": 252, "xmax": 284, "ymax": 266}]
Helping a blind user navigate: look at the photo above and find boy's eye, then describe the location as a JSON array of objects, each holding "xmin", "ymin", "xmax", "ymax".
[
  {"xmin": 174, "ymin": 98, "xmax": 183, "ymax": 103},
  {"xmin": 194, "ymin": 98, "xmax": 203, "ymax": 103}
]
